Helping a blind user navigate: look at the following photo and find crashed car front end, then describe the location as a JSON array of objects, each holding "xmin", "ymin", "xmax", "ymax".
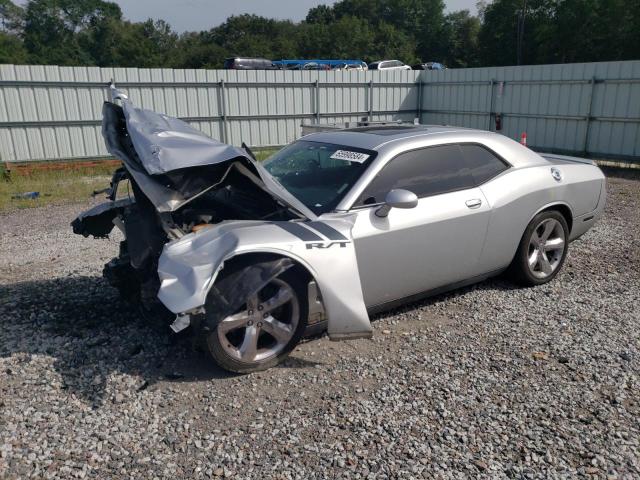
[
  {"xmin": 157, "ymin": 217, "xmax": 371, "ymax": 340},
  {"xmin": 72, "ymin": 87, "xmax": 373, "ymax": 364}
]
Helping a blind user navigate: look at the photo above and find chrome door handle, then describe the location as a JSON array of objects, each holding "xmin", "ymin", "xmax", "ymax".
[{"xmin": 465, "ymin": 198, "xmax": 482, "ymax": 209}]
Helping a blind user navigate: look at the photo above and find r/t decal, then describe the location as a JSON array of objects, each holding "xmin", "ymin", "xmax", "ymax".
[{"xmin": 306, "ymin": 241, "xmax": 349, "ymax": 249}]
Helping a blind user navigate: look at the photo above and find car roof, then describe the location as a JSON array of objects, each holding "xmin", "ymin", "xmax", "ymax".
[
  {"xmin": 301, "ymin": 125, "xmax": 474, "ymax": 150},
  {"xmin": 300, "ymin": 124, "xmax": 548, "ymax": 169}
]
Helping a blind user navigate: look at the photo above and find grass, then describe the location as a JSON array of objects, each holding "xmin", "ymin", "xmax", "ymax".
[
  {"xmin": 253, "ymin": 147, "xmax": 279, "ymax": 161},
  {"xmin": 0, "ymin": 148, "xmax": 280, "ymax": 213},
  {"xmin": 0, "ymin": 164, "xmax": 114, "ymax": 212}
]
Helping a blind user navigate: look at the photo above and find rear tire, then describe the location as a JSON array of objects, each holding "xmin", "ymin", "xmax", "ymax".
[
  {"xmin": 205, "ymin": 270, "xmax": 308, "ymax": 374},
  {"xmin": 509, "ymin": 210, "xmax": 569, "ymax": 286}
]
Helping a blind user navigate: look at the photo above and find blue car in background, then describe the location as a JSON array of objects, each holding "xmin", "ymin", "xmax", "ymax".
[{"xmin": 273, "ymin": 59, "xmax": 368, "ymax": 70}]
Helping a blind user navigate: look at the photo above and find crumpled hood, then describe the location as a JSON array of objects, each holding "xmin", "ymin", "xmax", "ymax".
[
  {"xmin": 103, "ymin": 86, "xmax": 315, "ymax": 219},
  {"xmin": 123, "ymin": 98, "xmax": 249, "ymax": 175}
]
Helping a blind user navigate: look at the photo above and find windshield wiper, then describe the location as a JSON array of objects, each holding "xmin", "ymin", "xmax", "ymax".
[{"xmin": 242, "ymin": 142, "xmax": 257, "ymax": 161}]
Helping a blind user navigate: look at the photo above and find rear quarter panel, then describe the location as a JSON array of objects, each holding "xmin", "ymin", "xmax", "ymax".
[{"xmin": 477, "ymin": 162, "xmax": 605, "ymax": 272}]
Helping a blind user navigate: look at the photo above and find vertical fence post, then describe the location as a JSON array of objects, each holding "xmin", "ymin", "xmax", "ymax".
[
  {"xmin": 583, "ymin": 76, "xmax": 596, "ymax": 155},
  {"xmin": 487, "ymin": 79, "xmax": 495, "ymax": 131},
  {"xmin": 416, "ymin": 78, "xmax": 423, "ymax": 123},
  {"xmin": 315, "ymin": 79, "xmax": 320, "ymax": 124},
  {"xmin": 368, "ymin": 79, "xmax": 374, "ymax": 121},
  {"xmin": 219, "ymin": 79, "xmax": 227, "ymax": 144}
]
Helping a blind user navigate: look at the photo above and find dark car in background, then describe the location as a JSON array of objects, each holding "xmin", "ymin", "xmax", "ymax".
[
  {"xmin": 412, "ymin": 62, "xmax": 445, "ymax": 70},
  {"xmin": 223, "ymin": 57, "xmax": 279, "ymax": 70}
]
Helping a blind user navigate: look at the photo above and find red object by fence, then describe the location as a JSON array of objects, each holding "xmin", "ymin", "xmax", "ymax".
[{"xmin": 520, "ymin": 132, "xmax": 527, "ymax": 146}]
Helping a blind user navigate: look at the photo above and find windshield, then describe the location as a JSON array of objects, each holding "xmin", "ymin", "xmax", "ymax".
[{"xmin": 262, "ymin": 140, "xmax": 376, "ymax": 215}]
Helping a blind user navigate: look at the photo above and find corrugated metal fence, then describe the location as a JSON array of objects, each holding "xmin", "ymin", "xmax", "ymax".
[
  {"xmin": 0, "ymin": 61, "xmax": 639, "ymax": 164},
  {"xmin": 0, "ymin": 65, "xmax": 420, "ymax": 163},
  {"xmin": 421, "ymin": 60, "xmax": 640, "ymax": 161}
]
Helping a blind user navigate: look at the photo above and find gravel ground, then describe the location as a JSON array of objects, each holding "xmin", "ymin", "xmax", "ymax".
[{"xmin": 1, "ymin": 173, "xmax": 639, "ymax": 479}]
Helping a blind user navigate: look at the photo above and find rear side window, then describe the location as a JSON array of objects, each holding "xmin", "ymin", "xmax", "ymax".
[
  {"xmin": 460, "ymin": 144, "xmax": 509, "ymax": 185},
  {"xmin": 358, "ymin": 145, "xmax": 475, "ymax": 205}
]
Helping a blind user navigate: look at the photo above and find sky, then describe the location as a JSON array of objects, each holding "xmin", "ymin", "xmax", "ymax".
[{"xmin": 107, "ymin": 0, "xmax": 479, "ymax": 33}]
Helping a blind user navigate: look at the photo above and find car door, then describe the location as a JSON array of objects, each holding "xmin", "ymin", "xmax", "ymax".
[{"xmin": 349, "ymin": 144, "xmax": 492, "ymax": 308}]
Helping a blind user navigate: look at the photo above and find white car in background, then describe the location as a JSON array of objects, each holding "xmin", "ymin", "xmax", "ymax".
[{"xmin": 368, "ymin": 60, "xmax": 411, "ymax": 71}]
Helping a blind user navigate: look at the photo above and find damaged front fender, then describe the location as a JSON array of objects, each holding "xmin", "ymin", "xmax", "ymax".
[
  {"xmin": 204, "ymin": 257, "xmax": 294, "ymax": 331},
  {"xmin": 157, "ymin": 218, "xmax": 372, "ymax": 341},
  {"xmin": 71, "ymin": 197, "xmax": 134, "ymax": 238}
]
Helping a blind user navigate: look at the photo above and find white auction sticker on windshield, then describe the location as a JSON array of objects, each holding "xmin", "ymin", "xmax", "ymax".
[{"xmin": 330, "ymin": 150, "xmax": 370, "ymax": 163}]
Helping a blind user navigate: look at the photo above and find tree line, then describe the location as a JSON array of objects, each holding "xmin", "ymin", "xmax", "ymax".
[{"xmin": 0, "ymin": 0, "xmax": 638, "ymax": 69}]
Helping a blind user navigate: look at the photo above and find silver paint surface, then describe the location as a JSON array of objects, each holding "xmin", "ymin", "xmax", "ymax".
[{"xmin": 138, "ymin": 119, "xmax": 606, "ymax": 340}]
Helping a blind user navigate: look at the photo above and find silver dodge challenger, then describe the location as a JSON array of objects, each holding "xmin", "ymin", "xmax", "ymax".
[{"xmin": 73, "ymin": 87, "xmax": 606, "ymax": 373}]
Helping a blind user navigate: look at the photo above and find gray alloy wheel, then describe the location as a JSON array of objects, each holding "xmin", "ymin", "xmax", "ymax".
[
  {"xmin": 217, "ymin": 279, "xmax": 299, "ymax": 362},
  {"xmin": 509, "ymin": 210, "xmax": 569, "ymax": 286},
  {"xmin": 207, "ymin": 274, "xmax": 307, "ymax": 373},
  {"xmin": 527, "ymin": 217, "xmax": 566, "ymax": 279}
]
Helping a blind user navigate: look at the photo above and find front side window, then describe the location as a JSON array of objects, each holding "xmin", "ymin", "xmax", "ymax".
[
  {"xmin": 357, "ymin": 145, "xmax": 475, "ymax": 205},
  {"xmin": 263, "ymin": 140, "xmax": 376, "ymax": 215}
]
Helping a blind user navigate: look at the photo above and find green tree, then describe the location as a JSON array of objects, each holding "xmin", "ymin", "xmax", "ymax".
[
  {"xmin": 0, "ymin": 0, "xmax": 26, "ymax": 64},
  {"xmin": 372, "ymin": 21, "xmax": 417, "ymax": 63},
  {"xmin": 442, "ymin": 10, "xmax": 481, "ymax": 67},
  {"xmin": 0, "ymin": 31, "xmax": 27, "ymax": 63},
  {"xmin": 23, "ymin": 0, "xmax": 122, "ymax": 65},
  {"xmin": 0, "ymin": 0, "xmax": 24, "ymax": 33},
  {"xmin": 540, "ymin": 0, "xmax": 635, "ymax": 63},
  {"xmin": 171, "ymin": 31, "xmax": 226, "ymax": 68},
  {"xmin": 478, "ymin": 0, "xmax": 554, "ymax": 66},
  {"xmin": 333, "ymin": 0, "xmax": 446, "ymax": 60},
  {"xmin": 305, "ymin": 4, "xmax": 336, "ymax": 24},
  {"xmin": 209, "ymin": 14, "xmax": 298, "ymax": 60}
]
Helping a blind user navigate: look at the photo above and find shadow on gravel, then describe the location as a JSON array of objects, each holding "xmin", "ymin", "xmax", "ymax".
[
  {"xmin": 601, "ymin": 165, "xmax": 640, "ymax": 181},
  {"xmin": 370, "ymin": 275, "xmax": 521, "ymax": 320},
  {"xmin": 0, "ymin": 276, "xmax": 241, "ymax": 406},
  {"xmin": 0, "ymin": 273, "xmax": 520, "ymax": 405}
]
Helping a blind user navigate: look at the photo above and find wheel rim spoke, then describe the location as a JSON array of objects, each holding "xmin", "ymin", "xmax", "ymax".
[
  {"xmin": 528, "ymin": 249, "xmax": 539, "ymax": 268},
  {"xmin": 539, "ymin": 252, "xmax": 553, "ymax": 275},
  {"xmin": 238, "ymin": 325, "xmax": 259, "ymax": 361},
  {"xmin": 540, "ymin": 219, "xmax": 556, "ymax": 242},
  {"xmin": 530, "ymin": 234, "xmax": 540, "ymax": 249},
  {"xmin": 261, "ymin": 315, "xmax": 293, "ymax": 343},
  {"xmin": 218, "ymin": 311, "xmax": 250, "ymax": 333},
  {"xmin": 262, "ymin": 286, "xmax": 293, "ymax": 313},
  {"xmin": 544, "ymin": 237, "xmax": 565, "ymax": 251},
  {"xmin": 246, "ymin": 294, "xmax": 259, "ymax": 311}
]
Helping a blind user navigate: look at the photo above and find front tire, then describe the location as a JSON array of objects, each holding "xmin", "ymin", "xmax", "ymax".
[
  {"xmin": 509, "ymin": 210, "xmax": 569, "ymax": 286},
  {"xmin": 206, "ymin": 271, "xmax": 308, "ymax": 374}
]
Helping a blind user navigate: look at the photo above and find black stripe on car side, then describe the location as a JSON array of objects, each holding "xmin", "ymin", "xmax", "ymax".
[
  {"xmin": 306, "ymin": 221, "xmax": 349, "ymax": 241},
  {"xmin": 277, "ymin": 222, "xmax": 324, "ymax": 242}
]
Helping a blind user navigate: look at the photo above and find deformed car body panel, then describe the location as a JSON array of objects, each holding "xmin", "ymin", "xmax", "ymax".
[
  {"xmin": 102, "ymin": 93, "xmax": 315, "ymax": 219},
  {"xmin": 122, "ymin": 99, "xmax": 251, "ymax": 176},
  {"xmin": 157, "ymin": 216, "xmax": 373, "ymax": 340},
  {"xmin": 71, "ymin": 197, "xmax": 134, "ymax": 238},
  {"xmin": 203, "ymin": 257, "xmax": 295, "ymax": 331}
]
